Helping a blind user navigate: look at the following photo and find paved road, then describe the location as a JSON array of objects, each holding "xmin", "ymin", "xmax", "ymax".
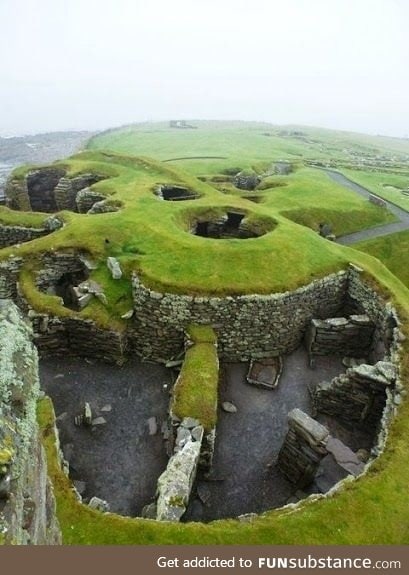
[{"xmin": 321, "ymin": 169, "xmax": 409, "ymax": 244}]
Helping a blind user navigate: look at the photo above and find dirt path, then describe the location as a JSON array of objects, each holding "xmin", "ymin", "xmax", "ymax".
[{"xmin": 321, "ymin": 169, "xmax": 409, "ymax": 244}]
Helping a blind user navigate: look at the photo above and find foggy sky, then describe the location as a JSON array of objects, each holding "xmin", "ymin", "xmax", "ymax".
[{"xmin": 1, "ymin": 0, "xmax": 409, "ymax": 137}]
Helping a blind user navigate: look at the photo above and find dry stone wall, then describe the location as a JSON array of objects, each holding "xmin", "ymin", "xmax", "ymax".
[
  {"xmin": 313, "ymin": 361, "xmax": 397, "ymax": 430},
  {"xmin": 76, "ymin": 188, "xmax": 106, "ymax": 213},
  {"xmin": 5, "ymin": 169, "xmax": 106, "ymax": 214},
  {"xmin": 130, "ymin": 271, "xmax": 349, "ymax": 361},
  {"xmin": 54, "ymin": 174, "xmax": 103, "ymax": 212},
  {"xmin": 0, "ymin": 254, "xmax": 401, "ymax": 369},
  {"xmin": 305, "ymin": 314, "xmax": 375, "ymax": 360},
  {"xmin": 0, "ymin": 300, "xmax": 61, "ymax": 544},
  {"xmin": 0, "ymin": 225, "xmax": 49, "ymax": 248},
  {"xmin": 277, "ymin": 409, "xmax": 329, "ymax": 488},
  {"xmin": 347, "ymin": 265, "xmax": 399, "ymax": 363},
  {"xmin": 0, "ymin": 257, "xmax": 23, "ymax": 300}
]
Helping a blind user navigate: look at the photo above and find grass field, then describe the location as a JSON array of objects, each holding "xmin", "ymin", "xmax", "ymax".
[
  {"xmin": 1, "ymin": 149, "xmax": 397, "ymax": 329},
  {"xmin": 341, "ymin": 168, "xmax": 409, "ymax": 212},
  {"xmin": 357, "ymin": 230, "xmax": 409, "ymax": 289}
]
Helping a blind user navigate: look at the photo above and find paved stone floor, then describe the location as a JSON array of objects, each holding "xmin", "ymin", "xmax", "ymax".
[{"xmin": 39, "ymin": 357, "xmax": 172, "ymax": 516}]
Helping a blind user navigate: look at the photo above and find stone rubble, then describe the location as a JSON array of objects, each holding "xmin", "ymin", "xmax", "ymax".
[
  {"xmin": 107, "ymin": 256, "xmax": 122, "ymax": 280},
  {"xmin": 155, "ymin": 417, "xmax": 204, "ymax": 522}
]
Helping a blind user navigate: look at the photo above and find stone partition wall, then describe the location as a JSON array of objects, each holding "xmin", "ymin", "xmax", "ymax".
[
  {"xmin": 313, "ymin": 361, "xmax": 397, "ymax": 430},
  {"xmin": 155, "ymin": 418, "xmax": 203, "ymax": 522},
  {"xmin": 130, "ymin": 271, "xmax": 349, "ymax": 361},
  {"xmin": 0, "ymin": 225, "xmax": 50, "ymax": 248},
  {"xmin": 29, "ymin": 313, "xmax": 127, "ymax": 363},
  {"xmin": 305, "ymin": 314, "xmax": 375, "ymax": 361},
  {"xmin": 348, "ymin": 265, "xmax": 400, "ymax": 363},
  {"xmin": 277, "ymin": 409, "xmax": 329, "ymax": 488},
  {"xmin": 54, "ymin": 174, "xmax": 104, "ymax": 212},
  {"xmin": 0, "ymin": 257, "xmax": 23, "ymax": 300},
  {"xmin": 0, "ymin": 300, "xmax": 61, "ymax": 544}
]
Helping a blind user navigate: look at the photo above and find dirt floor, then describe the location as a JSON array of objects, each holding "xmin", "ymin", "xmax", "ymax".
[
  {"xmin": 39, "ymin": 357, "xmax": 172, "ymax": 517},
  {"xmin": 184, "ymin": 347, "xmax": 359, "ymax": 522}
]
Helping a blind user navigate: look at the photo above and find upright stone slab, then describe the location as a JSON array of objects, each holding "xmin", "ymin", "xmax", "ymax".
[
  {"xmin": 156, "ymin": 439, "xmax": 202, "ymax": 521},
  {"xmin": 277, "ymin": 409, "xmax": 329, "ymax": 488}
]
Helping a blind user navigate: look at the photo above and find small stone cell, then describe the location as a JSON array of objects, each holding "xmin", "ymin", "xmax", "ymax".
[
  {"xmin": 155, "ymin": 185, "xmax": 200, "ymax": 201},
  {"xmin": 154, "ymin": 184, "xmax": 199, "ymax": 202},
  {"xmin": 192, "ymin": 211, "xmax": 271, "ymax": 239}
]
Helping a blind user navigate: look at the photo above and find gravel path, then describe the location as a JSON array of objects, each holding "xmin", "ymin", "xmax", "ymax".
[{"xmin": 321, "ymin": 169, "xmax": 409, "ymax": 244}]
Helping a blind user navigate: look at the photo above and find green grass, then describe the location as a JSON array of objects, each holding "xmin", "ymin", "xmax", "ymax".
[
  {"xmin": 341, "ymin": 168, "xmax": 409, "ymax": 212},
  {"xmin": 88, "ymin": 121, "xmax": 409, "ymax": 179},
  {"xmin": 171, "ymin": 325, "xmax": 218, "ymax": 431},
  {"xmin": 0, "ymin": 206, "xmax": 51, "ymax": 228},
  {"xmin": 1, "ymin": 149, "xmax": 397, "ymax": 328},
  {"xmin": 356, "ymin": 230, "xmax": 409, "ymax": 289}
]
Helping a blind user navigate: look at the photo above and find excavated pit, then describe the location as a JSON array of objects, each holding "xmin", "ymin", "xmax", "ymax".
[
  {"xmin": 54, "ymin": 270, "xmax": 90, "ymax": 310},
  {"xmin": 26, "ymin": 168, "xmax": 66, "ymax": 212},
  {"xmin": 36, "ymin": 252, "xmax": 93, "ymax": 310},
  {"xmin": 155, "ymin": 184, "xmax": 199, "ymax": 201},
  {"xmin": 7, "ymin": 168, "xmax": 107, "ymax": 213},
  {"xmin": 184, "ymin": 348, "xmax": 376, "ymax": 522},
  {"xmin": 192, "ymin": 211, "xmax": 268, "ymax": 239},
  {"xmin": 29, "ymin": 269, "xmax": 399, "ymax": 524},
  {"xmin": 39, "ymin": 357, "xmax": 172, "ymax": 517}
]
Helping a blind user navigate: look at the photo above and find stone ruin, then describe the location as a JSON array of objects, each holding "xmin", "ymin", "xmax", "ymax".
[
  {"xmin": 154, "ymin": 184, "xmax": 200, "ymax": 201},
  {"xmin": 5, "ymin": 168, "xmax": 111, "ymax": 214},
  {"xmin": 233, "ymin": 171, "xmax": 261, "ymax": 191},
  {"xmin": 191, "ymin": 211, "xmax": 268, "ymax": 239},
  {"xmin": 0, "ymin": 259, "xmax": 404, "ymax": 529}
]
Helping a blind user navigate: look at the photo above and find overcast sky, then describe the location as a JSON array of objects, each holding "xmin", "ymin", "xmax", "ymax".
[{"xmin": 1, "ymin": 0, "xmax": 408, "ymax": 137}]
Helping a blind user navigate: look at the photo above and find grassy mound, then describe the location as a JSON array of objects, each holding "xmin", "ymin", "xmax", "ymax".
[{"xmin": 171, "ymin": 325, "xmax": 218, "ymax": 431}]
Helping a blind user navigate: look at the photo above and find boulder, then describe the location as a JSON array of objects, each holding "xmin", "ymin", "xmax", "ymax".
[
  {"xmin": 88, "ymin": 496, "xmax": 110, "ymax": 512},
  {"xmin": 43, "ymin": 215, "xmax": 64, "ymax": 231},
  {"xmin": 222, "ymin": 401, "xmax": 237, "ymax": 413},
  {"xmin": 84, "ymin": 402, "xmax": 92, "ymax": 425},
  {"xmin": 107, "ymin": 257, "xmax": 122, "ymax": 279},
  {"xmin": 147, "ymin": 416, "xmax": 158, "ymax": 436},
  {"xmin": 92, "ymin": 417, "xmax": 107, "ymax": 426},
  {"xmin": 180, "ymin": 417, "xmax": 200, "ymax": 429}
]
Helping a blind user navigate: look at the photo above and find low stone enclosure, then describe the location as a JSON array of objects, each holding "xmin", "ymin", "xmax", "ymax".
[
  {"xmin": 0, "ymin": 260, "xmax": 404, "ymax": 528},
  {"xmin": 4, "ymin": 167, "xmax": 116, "ymax": 214},
  {"xmin": 154, "ymin": 184, "xmax": 200, "ymax": 201},
  {"xmin": 189, "ymin": 210, "xmax": 275, "ymax": 240}
]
